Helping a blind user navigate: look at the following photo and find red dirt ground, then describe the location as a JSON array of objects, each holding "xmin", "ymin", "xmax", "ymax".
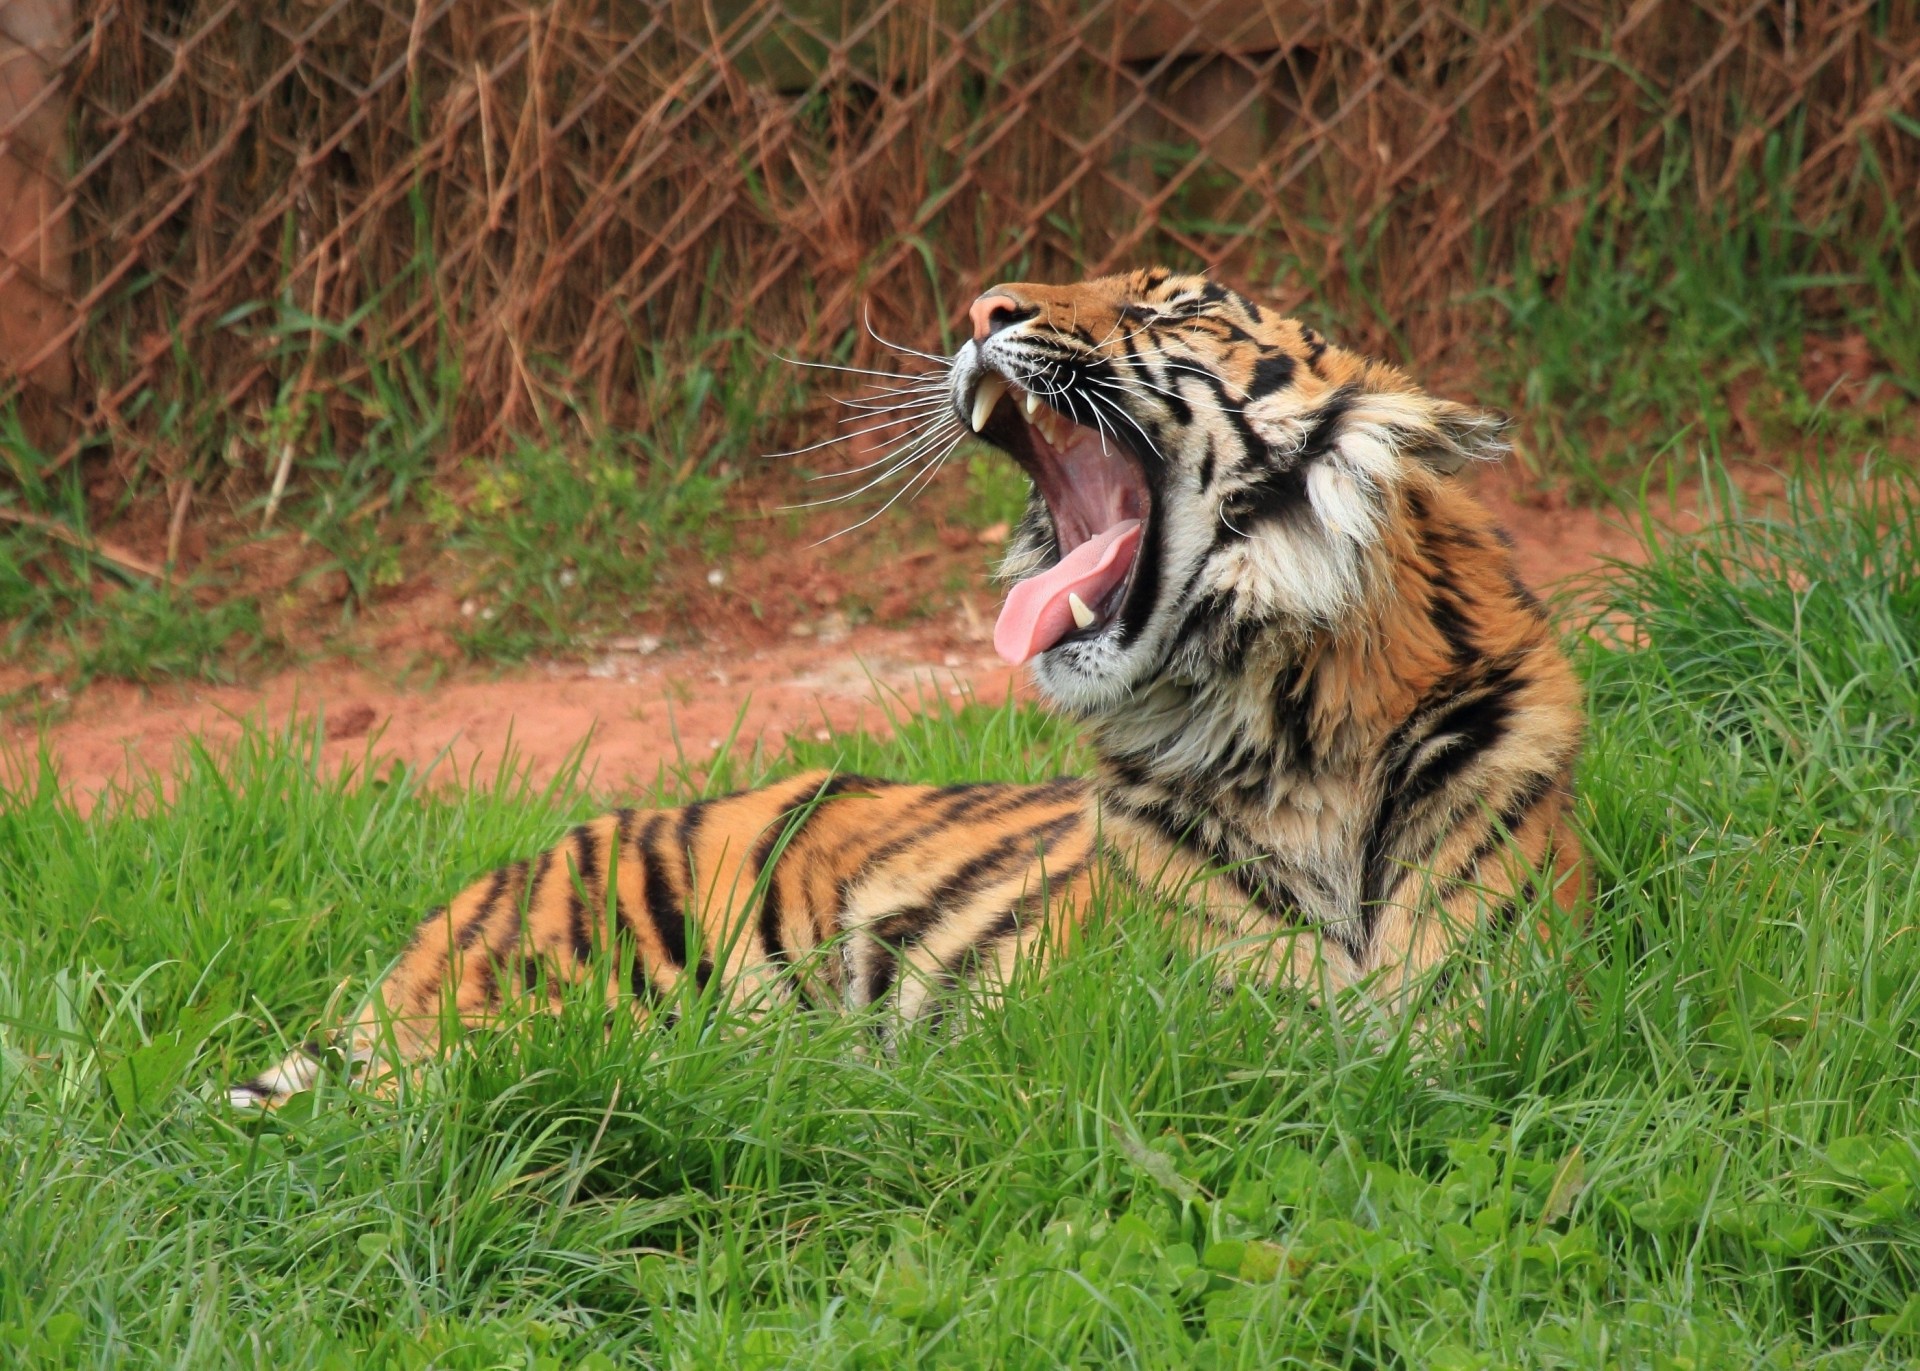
[{"xmin": 6, "ymin": 455, "xmax": 1793, "ymax": 815}]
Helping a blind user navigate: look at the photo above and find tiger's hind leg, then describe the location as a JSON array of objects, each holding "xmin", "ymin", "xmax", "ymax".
[{"xmin": 227, "ymin": 805, "xmax": 682, "ymax": 1109}]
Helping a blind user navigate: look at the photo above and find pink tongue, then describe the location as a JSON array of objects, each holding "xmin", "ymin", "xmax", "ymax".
[{"xmin": 994, "ymin": 520, "xmax": 1142, "ymax": 665}]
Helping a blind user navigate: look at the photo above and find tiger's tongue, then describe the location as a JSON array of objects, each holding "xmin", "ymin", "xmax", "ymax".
[{"xmin": 994, "ymin": 519, "xmax": 1142, "ymax": 665}]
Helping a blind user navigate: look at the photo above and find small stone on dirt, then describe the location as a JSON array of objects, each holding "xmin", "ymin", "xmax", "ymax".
[
  {"xmin": 706, "ymin": 568, "xmax": 726, "ymax": 588},
  {"xmin": 977, "ymin": 521, "xmax": 1009, "ymax": 545}
]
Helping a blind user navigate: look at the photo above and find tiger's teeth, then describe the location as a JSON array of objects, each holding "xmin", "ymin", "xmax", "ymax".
[
  {"xmin": 970, "ymin": 374, "xmax": 1009, "ymax": 432},
  {"xmin": 1022, "ymin": 390, "xmax": 1042, "ymax": 419},
  {"xmin": 1068, "ymin": 592, "xmax": 1097, "ymax": 629},
  {"xmin": 1035, "ymin": 407, "xmax": 1072, "ymax": 448}
]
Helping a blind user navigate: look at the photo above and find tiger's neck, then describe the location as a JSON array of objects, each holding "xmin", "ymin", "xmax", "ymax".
[{"xmin": 1082, "ymin": 476, "xmax": 1554, "ymax": 872}]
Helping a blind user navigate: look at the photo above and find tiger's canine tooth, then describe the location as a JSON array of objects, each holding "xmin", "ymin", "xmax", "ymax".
[
  {"xmin": 970, "ymin": 374, "xmax": 1009, "ymax": 432},
  {"xmin": 1068, "ymin": 592, "xmax": 1097, "ymax": 629},
  {"xmin": 1022, "ymin": 390, "xmax": 1042, "ymax": 419}
]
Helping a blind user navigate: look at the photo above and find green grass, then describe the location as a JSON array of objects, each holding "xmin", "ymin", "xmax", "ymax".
[
  {"xmin": 6, "ymin": 460, "xmax": 1920, "ymax": 1362},
  {"xmin": 1481, "ymin": 144, "xmax": 1915, "ymax": 490},
  {"xmin": 0, "ymin": 468, "xmax": 277, "ymax": 689}
]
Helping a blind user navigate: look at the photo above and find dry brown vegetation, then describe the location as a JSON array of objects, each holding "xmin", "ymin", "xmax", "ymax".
[{"xmin": 5, "ymin": 1, "xmax": 1914, "ymax": 468}]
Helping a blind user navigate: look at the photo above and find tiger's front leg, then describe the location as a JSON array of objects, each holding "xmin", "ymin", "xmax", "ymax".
[{"xmin": 229, "ymin": 772, "xmax": 1098, "ymax": 1107}]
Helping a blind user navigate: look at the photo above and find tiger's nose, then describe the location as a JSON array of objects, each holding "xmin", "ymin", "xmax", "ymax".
[{"xmin": 969, "ymin": 292, "xmax": 1023, "ymax": 344}]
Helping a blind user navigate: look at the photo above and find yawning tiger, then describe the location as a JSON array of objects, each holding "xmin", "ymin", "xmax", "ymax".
[{"xmin": 230, "ymin": 270, "xmax": 1583, "ymax": 1106}]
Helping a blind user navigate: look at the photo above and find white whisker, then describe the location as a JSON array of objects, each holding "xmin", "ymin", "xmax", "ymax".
[
  {"xmin": 777, "ymin": 354, "xmax": 946, "ymax": 384},
  {"xmin": 835, "ymin": 391, "xmax": 952, "ymax": 414},
  {"xmin": 811, "ymin": 428, "xmax": 970, "ymax": 544},
  {"xmin": 765, "ymin": 403, "xmax": 949, "ymax": 460},
  {"xmin": 804, "ymin": 411, "xmax": 962, "ymax": 480},
  {"xmin": 863, "ymin": 307, "xmax": 955, "ymax": 367},
  {"xmin": 788, "ymin": 419, "xmax": 965, "ymax": 507}
]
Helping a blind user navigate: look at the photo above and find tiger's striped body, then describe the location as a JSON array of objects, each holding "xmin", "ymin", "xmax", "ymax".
[{"xmin": 232, "ymin": 271, "xmax": 1583, "ymax": 1107}]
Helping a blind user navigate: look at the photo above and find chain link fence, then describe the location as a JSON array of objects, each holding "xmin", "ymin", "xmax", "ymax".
[{"xmin": 2, "ymin": 0, "xmax": 1916, "ymax": 482}]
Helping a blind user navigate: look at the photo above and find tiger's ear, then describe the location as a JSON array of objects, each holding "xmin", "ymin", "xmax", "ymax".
[{"xmin": 1420, "ymin": 402, "xmax": 1509, "ymax": 474}]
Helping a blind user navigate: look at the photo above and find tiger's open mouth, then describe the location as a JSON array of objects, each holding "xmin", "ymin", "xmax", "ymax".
[{"xmin": 961, "ymin": 368, "xmax": 1152, "ymax": 665}]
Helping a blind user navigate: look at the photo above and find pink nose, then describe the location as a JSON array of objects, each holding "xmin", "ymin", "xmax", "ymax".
[{"xmin": 968, "ymin": 292, "xmax": 1021, "ymax": 344}]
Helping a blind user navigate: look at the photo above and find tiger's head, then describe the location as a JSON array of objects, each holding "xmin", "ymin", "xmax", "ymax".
[{"xmin": 950, "ymin": 269, "xmax": 1507, "ymax": 714}]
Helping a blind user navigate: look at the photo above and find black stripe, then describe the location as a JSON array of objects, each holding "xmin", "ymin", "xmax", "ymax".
[
  {"xmin": 560, "ymin": 817, "xmax": 602, "ymax": 967},
  {"xmin": 1221, "ymin": 859, "xmax": 1309, "ymax": 930},
  {"xmin": 458, "ymin": 868, "xmax": 511, "ymax": 948},
  {"xmin": 867, "ymin": 953, "xmax": 897, "ymax": 1006},
  {"xmin": 847, "ymin": 783, "xmax": 1024, "ymax": 880},
  {"xmin": 1116, "ymin": 486, "xmax": 1164, "ymax": 647},
  {"xmin": 1504, "ymin": 565, "xmax": 1545, "ymax": 616},
  {"xmin": 610, "ymin": 808, "xmax": 663, "ymax": 1002},
  {"xmin": 1438, "ymin": 772, "xmax": 1561, "ymax": 900},
  {"xmin": 1247, "ymin": 351, "xmax": 1296, "ymax": 399},
  {"xmin": 1271, "ymin": 658, "xmax": 1317, "ymax": 774},
  {"xmin": 676, "ymin": 802, "xmax": 708, "ymax": 887},
  {"xmin": 673, "ymin": 802, "xmax": 711, "ymax": 961},
  {"xmin": 1221, "ymin": 458, "xmax": 1308, "ymax": 533},
  {"xmin": 1427, "ymin": 579, "xmax": 1477, "ymax": 666},
  {"xmin": 1114, "ymin": 332, "xmax": 1190, "ymax": 434},
  {"xmin": 1360, "ymin": 672, "xmax": 1530, "ymax": 920},
  {"xmin": 1297, "ymin": 385, "xmax": 1357, "ymax": 462},
  {"xmin": 753, "ymin": 774, "xmax": 864, "ymax": 965},
  {"xmin": 874, "ymin": 811, "xmax": 1083, "ymax": 954},
  {"xmin": 641, "ymin": 815, "xmax": 686, "ymax": 967},
  {"xmin": 571, "ymin": 823, "xmax": 601, "ymax": 896},
  {"xmin": 522, "ymin": 847, "xmax": 557, "ymax": 987},
  {"xmin": 1102, "ymin": 795, "xmax": 1307, "ymax": 930},
  {"xmin": 1487, "ymin": 881, "xmax": 1538, "ymax": 936},
  {"xmin": 587, "ymin": 811, "xmax": 635, "ymax": 962}
]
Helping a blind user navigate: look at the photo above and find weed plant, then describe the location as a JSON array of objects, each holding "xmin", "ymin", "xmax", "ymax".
[{"xmin": 1, "ymin": 458, "xmax": 1917, "ymax": 1365}]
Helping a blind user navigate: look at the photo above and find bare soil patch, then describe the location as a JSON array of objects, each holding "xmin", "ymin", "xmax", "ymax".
[{"xmin": 5, "ymin": 458, "xmax": 1795, "ymax": 812}]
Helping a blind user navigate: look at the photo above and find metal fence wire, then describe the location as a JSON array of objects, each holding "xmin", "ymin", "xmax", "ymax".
[{"xmin": 1, "ymin": 0, "xmax": 1916, "ymax": 474}]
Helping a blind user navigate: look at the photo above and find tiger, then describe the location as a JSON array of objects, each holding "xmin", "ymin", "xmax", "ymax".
[{"xmin": 228, "ymin": 269, "xmax": 1585, "ymax": 1107}]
